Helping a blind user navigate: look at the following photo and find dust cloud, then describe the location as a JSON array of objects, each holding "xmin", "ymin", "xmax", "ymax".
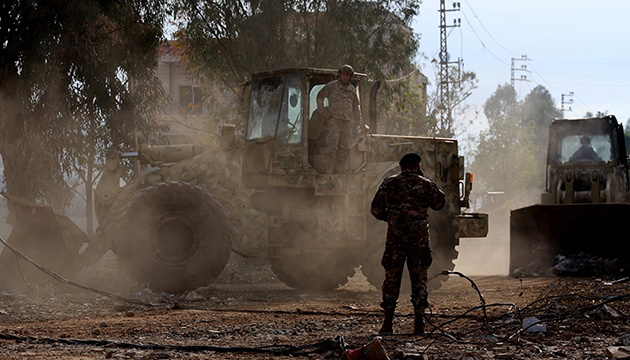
[
  {"xmin": 454, "ymin": 214, "xmax": 510, "ymax": 276},
  {"xmin": 454, "ymin": 186, "xmax": 542, "ymax": 276},
  {"xmin": 453, "ymin": 194, "xmax": 516, "ymax": 276}
]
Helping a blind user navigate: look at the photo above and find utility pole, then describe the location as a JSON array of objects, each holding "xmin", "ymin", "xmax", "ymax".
[
  {"xmin": 510, "ymin": 55, "xmax": 529, "ymax": 88},
  {"xmin": 438, "ymin": 0, "xmax": 461, "ymax": 136},
  {"xmin": 561, "ymin": 92, "xmax": 574, "ymax": 118}
]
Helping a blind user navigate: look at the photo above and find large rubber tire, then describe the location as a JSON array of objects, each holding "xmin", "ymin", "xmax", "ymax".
[
  {"xmin": 115, "ymin": 181, "xmax": 232, "ymax": 293},
  {"xmin": 269, "ymin": 253, "xmax": 359, "ymax": 291},
  {"xmin": 361, "ymin": 205, "xmax": 459, "ymax": 292},
  {"xmin": 427, "ymin": 204, "xmax": 459, "ymax": 290},
  {"xmin": 267, "ymin": 224, "xmax": 359, "ymax": 291}
]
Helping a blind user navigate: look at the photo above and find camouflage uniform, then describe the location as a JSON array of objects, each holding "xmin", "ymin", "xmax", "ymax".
[
  {"xmin": 316, "ymin": 78, "xmax": 362, "ymax": 173},
  {"xmin": 370, "ymin": 169, "xmax": 446, "ymax": 311}
]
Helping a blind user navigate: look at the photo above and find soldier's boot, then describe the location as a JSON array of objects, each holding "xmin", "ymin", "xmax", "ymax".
[
  {"xmin": 378, "ymin": 308, "xmax": 395, "ymax": 334},
  {"xmin": 413, "ymin": 308, "xmax": 425, "ymax": 334}
]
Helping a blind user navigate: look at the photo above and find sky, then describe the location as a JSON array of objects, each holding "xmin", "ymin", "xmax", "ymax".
[{"xmin": 411, "ymin": 0, "xmax": 630, "ymax": 133}]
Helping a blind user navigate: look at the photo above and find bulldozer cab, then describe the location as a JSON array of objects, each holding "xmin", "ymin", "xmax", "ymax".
[
  {"xmin": 550, "ymin": 118, "xmax": 625, "ymax": 165},
  {"xmin": 543, "ymin": 116, "xmax": 630, "ymax": 204},
  {"xmin": 243, "ymin": 68, "xmax": 366, "ymax": 176}
]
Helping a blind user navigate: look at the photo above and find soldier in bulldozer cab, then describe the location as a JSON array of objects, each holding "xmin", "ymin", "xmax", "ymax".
[
  {"xmin": 313, "ymin": 64, "xmax": 364, "ymax": 173},
  {"xmin": 569, "ymin": 136, "xmax": 602, "ymax": 162}
]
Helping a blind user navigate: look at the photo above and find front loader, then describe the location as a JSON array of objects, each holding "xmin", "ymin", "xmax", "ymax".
[
  {"xmin": 510, "ymin": 115, "xmax": 630, "ymax": 275},
  {"xmin": 240, "ymin": 68, "xmax": 488, "ymax": 290},
  {"xmin": 0, "ymin": 67, "xmax": 489, "ymax": 293},
  {"xmin": 0, "ymin": 138, "xmax": 266, "ymax": 292}
]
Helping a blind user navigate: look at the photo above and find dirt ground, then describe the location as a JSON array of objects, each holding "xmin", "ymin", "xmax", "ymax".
[{"xmin": 2, "ymin": 257, "xmax": 630, "ymax": 360}]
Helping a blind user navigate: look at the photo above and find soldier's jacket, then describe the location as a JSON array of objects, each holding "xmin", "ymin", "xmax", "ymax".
[
  {"xmin": 370, "ymin": 169, "xmax": 446, "ymax": 235},
  {"xmin": 316, "ymin": 79, "xmax": 362, "ymax": 124}
]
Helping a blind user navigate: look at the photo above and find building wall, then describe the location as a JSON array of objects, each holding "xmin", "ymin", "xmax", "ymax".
[{"xmin": 156, "ymin": 44, "xmax": 206, "ymax": 145}]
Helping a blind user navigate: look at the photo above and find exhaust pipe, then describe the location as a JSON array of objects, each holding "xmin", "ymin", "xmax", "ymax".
[{"xmin": 369, "ymin": 80, "xmax": 381, "ymax": 134}]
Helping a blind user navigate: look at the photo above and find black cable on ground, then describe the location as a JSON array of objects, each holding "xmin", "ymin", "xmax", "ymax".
[
  {"xmin": 0, "ymin": 235, "xmax": 155, "ymax": 308},
  {"xmin": 0, "ymin": 332, "xmax": 346, "ymax": 356},
  {"xmin": 14, "ymin": 254, "xmax": 38, "ymax": 295}
]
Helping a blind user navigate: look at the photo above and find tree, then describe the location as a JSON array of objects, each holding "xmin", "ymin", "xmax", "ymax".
[
  {"xmin": 175, "ymin": 0, "xmax": 419, "ymax": 82},
  {"xmin": 483, "ymin": 84, "xmax": 518, "ymax": 125},
  {"xmin": 471, "ymin": 84, "xmax": 540, "ymax": 207},
  {"xmin": 377, "ymin": 70, "xmax": 429, "ymax": 135},
  {"xmin": 0, "ymin": 0, "xmax": 168, "ymax": 225},
  {"xmin": 519, "ymin": 85, "xmax": 561, "ymax": 163},
  {"xmin": 171, "ymin": 0, "xmax": 422, "ymax": 134},
  {"xmin": 584, "ymin": 111, "xmax": 609, "ymax": 118}
]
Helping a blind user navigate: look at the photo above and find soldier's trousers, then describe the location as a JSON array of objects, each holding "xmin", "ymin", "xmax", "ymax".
[
  {"xmin": 324, "ymin": 118, "xmax": 352, "ymax": 173},
  {"xmin": 380, "ymin": 235, "xmax": 432, "ymax": 311}
]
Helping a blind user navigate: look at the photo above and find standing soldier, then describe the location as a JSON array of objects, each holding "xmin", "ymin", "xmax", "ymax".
[
  {"xmin": 370, "ymin": 152, "xmax": 446, "ymax": 334},
  {"xmin": 316, "ymin": 64, "xmax": 364, "ymax": 173}
]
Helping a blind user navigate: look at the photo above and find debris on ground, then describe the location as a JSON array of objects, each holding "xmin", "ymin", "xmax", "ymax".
[
  {"xmin": 607, "ymin": 346, "xmax": 630, "ymax": 359},
  {"xmin": 511, "ymin": 251, "xmax": 629, "ymax": 279},
  {"xmin": 521, "ymin": 316, "xmax": 547, "ymax": 333},
  {"xmin": 343, "ymin": 337, "xmax": 390, "ymax": 360},
  {"xmin": 553, "ymin": 252, "xmax": 628, "ymax": 277},
  {"xmin": 2, "ymin": 274, "xmax": 630, "ymax": 359}
]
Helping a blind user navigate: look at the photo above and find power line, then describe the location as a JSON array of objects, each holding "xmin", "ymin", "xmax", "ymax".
[
  {"xmin": 434, "ymin": 2, "xmax": 625, "ymax": 119},
  {"xmin": 571, "ymin": 93, "xmax": 597, "ymax": 114},
  {"xmin": 525, "ymin": 64, "xmax": 597, "ymax": 115},
  {"xmin": 463, "ymin": 0, "xmax": 518, "ymax": 57},
  {"xmin": 525, "ymin": 70, "xmax": 630, "ymax": 79},
  {"xmin": 511, "ymin": 55, "xmax": 530, "ymax": 88},
  {"xmin": 459, "ymin": 8, "xmax": 508, "ymax": 66},
  {"xmin": 528, "ymin": 59, "xmax": 630, "ymax": 66},
  {"xmin": 561, "ymin": 92, "xmax": 574, "ymax": 118},
  {"xmin": 527, "ymin": 62, "xmax": 562, "ymax": 93},
  {"xmin": 520, "ymin": 81, "xmax": 566, "ymax": 119}
]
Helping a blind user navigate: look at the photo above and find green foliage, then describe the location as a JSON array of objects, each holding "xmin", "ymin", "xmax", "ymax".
[
  {"xmin": 520, "ymin": 85, "xmax": 561, "ymax": 162},
  {"xmin": 472, "ymin": 84, "xmax": 560, "ymax": 208},
  {"xmin": 483, "ymin": 84, "xmax": 517, "ymax": 125},
  {"xmin": 175, "ymin": 0, "xmax": 419, "ymax": 82},
  {"xmin": 584, "ymin": 111, "xmax": 609, "ymax": 118},
  {"xmin": 377, "ymin": 72, "xmax": 428, "ymax": 135},
  {"xmin": 172, "ymin": 0, "xmax": 422, "ymax": 133},
  {"xmin": 0, "ymin": 0, "xmax": 169, "ymax": 209}
]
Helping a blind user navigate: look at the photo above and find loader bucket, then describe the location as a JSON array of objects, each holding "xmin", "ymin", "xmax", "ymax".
[
  {"xmin": 510, "ymin": 203, "xmax": 630, "ymax": 275},
  {"xmin": 0, "ymin": 193, "xmax": 88, "ymax": 289}
]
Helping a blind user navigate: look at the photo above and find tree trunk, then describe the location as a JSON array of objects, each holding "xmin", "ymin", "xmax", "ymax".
[
  {"xmin": 85, "ymin": 160, "xmax": 94, "ymax": 238},
  {"xmin": 0, "ymin": 79, "xmax": 38, "ymax": 202}
]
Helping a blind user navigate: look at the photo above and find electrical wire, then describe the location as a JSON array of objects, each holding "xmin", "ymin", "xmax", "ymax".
[
  {"xmin": 0, "ymin": 235, "xmax": 155, "ymax": 307},
  {"xmin": 526, "ymin": 63, "xmax": 600, "ymax": 115},
  {"xmin": 463, "ymin": 0, "xmax": 518, "ymax": 57},
  {"xmin": 380, "ymin": 270, "xmax": 630, "ymax": 356},
  {"xmin": 2, "ymin": 258, "xmax": 629, "ymax": 356},
  {"xmin": 459, "ymin": 8, "xmax": 508, "ymax": 66}
]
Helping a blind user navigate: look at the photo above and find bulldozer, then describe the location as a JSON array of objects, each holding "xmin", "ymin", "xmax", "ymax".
[
  {"xmin": 239, "ymin": 68, "xmax": 488, "ymax": 290},
  {"xmin": 0, "ymin": 67, "xmax": 488, "ymax": 293},
  {"xmin": 0, "ymin": 140, "xmax": 265, "ymax": 292},
  {"xmin": 510, "ymin": 115, "xmax": 630, "ymax": 275}
]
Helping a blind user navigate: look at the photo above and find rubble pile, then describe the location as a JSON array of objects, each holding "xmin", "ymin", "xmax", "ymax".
[{"xmin": 511, "ymin": 251, "xmax": 629, "ymax": 279}]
